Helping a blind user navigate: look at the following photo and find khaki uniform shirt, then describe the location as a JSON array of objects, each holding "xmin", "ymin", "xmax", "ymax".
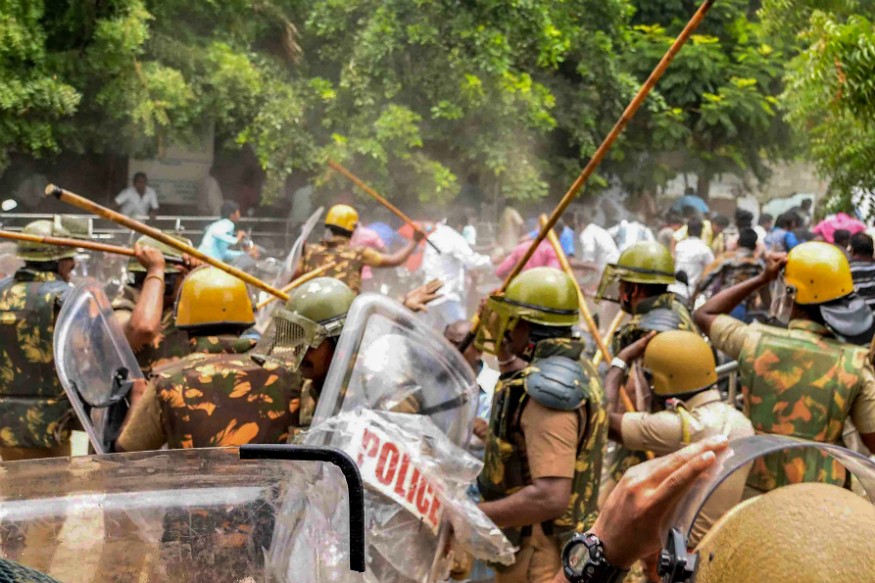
[
  {"xmin": 621, "ymin": 389, "xmax": 754, "ymax": 545},
  {"xmin": 520, "ymin": 400, "xmax": 580, "ymax": 481}
]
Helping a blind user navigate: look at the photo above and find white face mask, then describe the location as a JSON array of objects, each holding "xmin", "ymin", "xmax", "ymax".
[{"xmin": 769, "ymin": 275, "xmax": 796, "ymax": 325}]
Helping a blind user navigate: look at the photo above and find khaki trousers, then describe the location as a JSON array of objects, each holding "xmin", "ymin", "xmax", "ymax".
[
  {"xmin": 495, "ymin": 525, "xmax": 562, "ymax": 583},
  {"xmin": 0, "ymin": 442, "xmax": 71, "ymax": 461}
]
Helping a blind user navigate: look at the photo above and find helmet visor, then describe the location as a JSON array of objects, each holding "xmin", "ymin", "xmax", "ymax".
[
  {"xmin": 769, "ymin": 275, "xmax": 796, "ymax": 325},
  {"xmin": 253, "ymin": 308, "xmax": 328, "ymax": 370},
  {"xmin": 474, "ymin": 296, "xmax": 519, "ymax": 356},
  {"xmin": 595, "ymin": 265, "xmax": 622, "ymax": 304}
]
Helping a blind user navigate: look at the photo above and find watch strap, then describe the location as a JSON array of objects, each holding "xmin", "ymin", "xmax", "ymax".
[{"xmin": 610, "ymin": 357, "xmax": 628, "ymax": 373}]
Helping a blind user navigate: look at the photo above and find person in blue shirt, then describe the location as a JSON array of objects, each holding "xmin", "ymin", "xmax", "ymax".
[
  {"xmin": 198, "ymin": 201, "xmax": 257, "ymax": 262},
  {"xmin": 527, "ymin": 219, "xmax": 576, "ymax": 257}
]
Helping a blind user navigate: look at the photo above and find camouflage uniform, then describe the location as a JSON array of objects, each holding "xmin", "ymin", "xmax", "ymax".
[
  {"xmin": 301, "ymin": 235, "xmax": 382, "ymax": 294},
  {"xmin": 710, "ymin": 314, "xmax": 875, "ymax": 493},
  {"xmin": 112, "ymin": 285, "xmax": 191, "ymax": 374},
  {"xmin": 116, "ymin": 336, "xmax": 304, "ymax": 450},
  {"xmin": 0, "ymin": 269, "xmax": 72, "ymax": 452},
  {"xmin": 611, "ymin": 293, "xmax": 697, "ymax": 355},
  {"xmin": 479, "ymin": 338, "xmax": 607, "ymax": 547},
  {"xmin": 608, "ymin": 293, "xmax": 698, "ymax": 486}
]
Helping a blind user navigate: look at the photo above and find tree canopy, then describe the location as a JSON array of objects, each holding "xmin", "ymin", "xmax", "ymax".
[{"xmin": 6, "ymin": 0, "xmax": 870, "ymax": 208}]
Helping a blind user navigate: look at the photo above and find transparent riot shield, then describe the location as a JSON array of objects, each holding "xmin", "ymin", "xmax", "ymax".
[
  {"xmin": 0, "ymin": 446, "xmax": 364, "ymax": 583},
  {"xmin": 297, "ymin": 294, "xmax": 514, "ymax": 583},
  {"xmin": 658, "ymin": 435, "xmax": 875, "ymax": 583},
  {"xmin": 54, "ymin": 279, "xmax": 143, "ymax": 454},
  {"xmin": 255, "ymin": 207, "xmax": 324, "ymax": 330}
]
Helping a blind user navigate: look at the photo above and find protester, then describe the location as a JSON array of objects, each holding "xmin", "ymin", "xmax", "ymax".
[
  {"xmin": 608, "ymin": 215, "xmax": 655, "ymax": 252},
  {"xmin": 672, "ymin": 207, "xmax": 713, "ymax": 249},
  {"xmin": 812, "ymin": 211, "xmax": 866, "ymax": 243},
  {"xmin": 421, "ymin": 211, "xmax": 492, "ymax": 330},
  {"xmin": 578, "ymin": 220, "xmax": 620, "ymax": 278},
  {"xmin": 198, "ymin": 201, "xmax": 259, "ymax": 262},
  {"xmin": 849, "ymin": 232, "xmax": 875, "ymax": 311},
  {"xmin": 710, "ymin": 214, "xmax": 730, "ymax": 255},
  {"xmin": 754, "ymin": 212, "xmax": 773, "ymax": 244},
  {"xmin": 495, "ymin": 231, "xmax": 561, "ymax": 279},
  {"xmin": 696, "ymin": 228, "xmax": 764, "ymax": 321},
  {"xmin": 670, "ymin": 218, "xmax": 714, "ymax": 300},
  {"xmin": 656, "ymin": 212, "xmax": 683, "ymax": 250},
  {"xmin": 115, "ymin": 172, "xmax": 159, "ymax": 218},
  {"xmin": 764, "ymin": 211, "xmax": 800, "ymax": 252}
]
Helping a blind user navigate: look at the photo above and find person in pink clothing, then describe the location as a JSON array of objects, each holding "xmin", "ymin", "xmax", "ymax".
[
  {"xmin": 495, "ymin": 236, "xmax": 560, "ymax": 279},
  {"xmin": 351, "ymin": 224, "xmax": 386, "ymax": 281},
  {"xmin": 812, "ymin": 212, "xmax": 867, "ymax": 244}
]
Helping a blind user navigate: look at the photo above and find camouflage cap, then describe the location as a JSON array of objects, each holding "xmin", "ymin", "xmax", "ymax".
[
  {"xmin": 128, "ymin": 233, "xmax": 191, "ymax": 273},
  {"xmin": 17, "ymin": 220, "xmax": 78, "ymax": 262}
]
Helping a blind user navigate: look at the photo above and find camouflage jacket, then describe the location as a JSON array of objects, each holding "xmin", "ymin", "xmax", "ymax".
[
  {"xmin": 479, "ymin": 338, "xmax": 607, "ymax": 547},
  {"xmin": 0, "ymin": 269, "xmax": 72, "ymax": 448},
  {"xmin": 113, "ymin": 285, "xmax": 191, "ymax": 373},
  {"xmin": 612, "ymin": 293, "xmax": 698, "ymax": 353},
  {"xmin": 739, "ymin": 320, "xmax": 866, "ymax": 491},
  {"xmin": 152, "ymin": 336, "xmax": 304, "ymax": 448},
  {"xmin": 302, "ymin": 236, "xmax": 379, "ymax": 294}
]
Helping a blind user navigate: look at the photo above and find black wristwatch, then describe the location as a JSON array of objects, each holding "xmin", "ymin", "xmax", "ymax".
[{"xmin": 562, "ymin": 532, "xmax": 629, "ymax": 583}]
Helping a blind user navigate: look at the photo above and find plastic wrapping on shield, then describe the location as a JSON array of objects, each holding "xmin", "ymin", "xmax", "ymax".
[
  {"xmin": 0, "ymin": 448, "xmax": 353, "ymax": 582},
  {"xmin": 277, "ymin": 409, "xmax": 515, "ymax": 583}
]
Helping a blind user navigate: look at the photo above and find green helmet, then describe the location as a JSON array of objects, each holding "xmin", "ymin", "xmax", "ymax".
[
  {"xmin": 17, "ymin": 220, "xmax": 79, "ymax": 262},
  {"xmin": 128, "ymin": 234, "xmax": 190, "ymax": 273},
  {"xmin": 53, "ymin": 215, "xmax": 92, "ymax": 240},
  {"xmin": 475, "ymin": 267, "xmax": 579, "ymax": 355},
  {"xmin": 256, "ymin": 277, "xmax": 356, "ymax": 370},
  {"xmin": 596, "ymin": 241, "xmax": 676, "ymax": 302},
  {"xmin": 505, "ymin": 267, "xmax": 580, "ymax": 326}
]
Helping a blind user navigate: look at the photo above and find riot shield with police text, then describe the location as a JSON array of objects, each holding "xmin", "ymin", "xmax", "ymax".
[
  {"xmin": 54, "ymin": 279, "xmax": 143, "ymax": 454},
  {"xmin": 300, "ymin": 294, "xmax": 514, "ymax": 583},
  {"xmin": 0, "ymin": 446, "xmax": 363, "ymax": 582}
]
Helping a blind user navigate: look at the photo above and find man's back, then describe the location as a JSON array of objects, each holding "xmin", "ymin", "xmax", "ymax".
[{"xmin": 152, "ymin": 336, "xmax": 303, "ymax": 448}]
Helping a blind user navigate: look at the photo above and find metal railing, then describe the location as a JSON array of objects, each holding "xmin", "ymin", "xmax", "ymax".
[{"xmin": 0, "ymin": 213, "xmax": 297, "ymax": 255}]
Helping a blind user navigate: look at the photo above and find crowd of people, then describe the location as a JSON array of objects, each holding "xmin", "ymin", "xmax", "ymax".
[{"xmin": 1, "ymin": 191, "xmax": 875, "ymax": 583}]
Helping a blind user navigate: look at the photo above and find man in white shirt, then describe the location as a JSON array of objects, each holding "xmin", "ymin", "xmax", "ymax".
[
  {"xmin": 671, "ymin": 218, "xmax": 715, "ymax": 300},
  {"xmin": 579, "ymin": 222, "xmax": 621, "ymax": 276},
  {"xmin": 115, "ymin": 172, "xmax": 159, "ymax": 218},
  {"xmin": 609, "ymin": 217, "xmax": 656, "ymax": 252},
  {"xmin": 420, "ymin": 212, "xmax": 493, "ymax": 330}
]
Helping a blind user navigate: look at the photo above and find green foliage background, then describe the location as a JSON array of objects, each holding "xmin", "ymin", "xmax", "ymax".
[{"xmin": 2, "ymin": 0, "xmax": 873, "ymax": 208}]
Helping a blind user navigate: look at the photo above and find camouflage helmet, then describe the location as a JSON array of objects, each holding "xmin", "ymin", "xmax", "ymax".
[
  {"xmin": 475, "ymin": 267, "xmax": 579, "ymax": 355},
  {"xmin": 695, "ymin": 482, "xmax": 875, "ymax": 583},
  {"xmin": 255, "ymin": 277, "xmax": 356, "ymax": 370},
  {"xmin": 52, "ymin": 215, "xmax": 93, "ymax": 240},
  {"xmin": 596, "ymin": 241, "xmax": 676, "ymax": 302},
  {"xmin": 17, "ymin": 220, "xmax": 79, "ymax": 262},
  {"xmin": 128, "ymin": 234, "xmax": 190, "ymax": 274}
]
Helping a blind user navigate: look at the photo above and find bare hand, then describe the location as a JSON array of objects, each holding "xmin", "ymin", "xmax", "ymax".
[
  {"xmin": 134, "ymin": 243, "xmax": 166, "ymax": 273},
  {"xmin": 590, "ymin": 435, "xmax": 729, "ymax": 569},
  {"xmin": 413, "ymin": 229, "xmax": 427, "ymax": 243},
  {"xmin": 237, "ymin": 230, "xmax": 247, "ymax": 242},
  {"xmin": 178, "ymin": 254, "xmax": 204, "ymax": 275},
  {"xmin": 762, "ymin": 252, "xmax": 787, "ymax": 282},
  {"xmin": 248, "ymin": 245, "xmax": 261, "ymax": 259},
  {"xmin": 403, "ymin": 279, "xmax": 444, "ymax": 312},
  {"xmin": 472, "ymin": 417, "xmax": 488, "ymax": 440},
  {"xmin": 616, "ymin": 331, "xmax": 656, "ymax": 364}
]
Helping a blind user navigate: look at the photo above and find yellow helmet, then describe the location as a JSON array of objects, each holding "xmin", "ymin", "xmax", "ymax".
[
  {"xmin": 175, "ymin": 266, "xmax": 254, "ymax": 329},
  {"xmin": 325, "ymin": 204, "xmax": 359, "ymax": 233},
  {"xmin": 784, "ymin": 241, "xmax": 853, "ymax": 304},
  {"xmin": 695, "ymin": 482, "xmax": 875, "ymax": 583},
  {"xmin": 642, "ymin": 330, "xmax": 716, "ymax": 396}
]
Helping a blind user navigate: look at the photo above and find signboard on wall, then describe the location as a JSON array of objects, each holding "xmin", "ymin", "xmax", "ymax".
[{"xmin": 128, "ymin": 126, "xmax": 213, "ymax": 206}]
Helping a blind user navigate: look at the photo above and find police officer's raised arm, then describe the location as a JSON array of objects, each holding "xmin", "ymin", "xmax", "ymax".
[{"xmin": 694, "ymin": 253, "xmax": 786, "ymax": 334}]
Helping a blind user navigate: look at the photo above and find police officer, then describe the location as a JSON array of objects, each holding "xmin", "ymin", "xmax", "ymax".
[
  {"xmin": 474, "ymin": 267, "xmax": 606, "ymax": 583},
  {"xmin": 695, "ymin": 242, "xmax": 875, "ymax": 496},
  {"xmin": 114, "ymin": 266, "xmax": 303, "ymax": 451},
  {"xmin": 604, "ymin": 330, "xmax": 753, "ymax": 548},
  {"xmin": 597, "ymin": 241, "xmax": 697, "ymax": 353},
  {"xmin": 0, "ymin": 220, "xmax": 76, "ymax": 460},
  {"xmin": 113, "ymin": 234, "xmax": 197, "ymax": 376},
  {"xmin": 297, "ymin": 204, "xmax": 422, "ymax": 294}
]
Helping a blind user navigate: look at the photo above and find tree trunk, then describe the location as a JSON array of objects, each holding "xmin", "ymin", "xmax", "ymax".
[{"xmin": 696, "ymin": 174, "xmax": 711, "ymax": 200}]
